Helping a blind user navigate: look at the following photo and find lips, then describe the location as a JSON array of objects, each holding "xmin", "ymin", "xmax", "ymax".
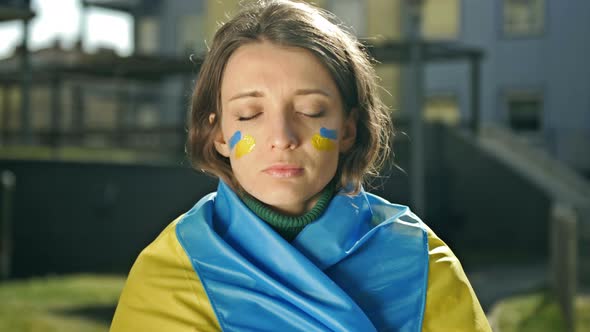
[{"xmin": 263, "ymin": 164, "xmax": 304, "ymax": 178}]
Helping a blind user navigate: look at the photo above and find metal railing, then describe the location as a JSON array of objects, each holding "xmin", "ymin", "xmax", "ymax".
[
  {"xmin": 550, "ymin": 203, "xmax": 578, "ymax": 332},
  {"xmin": 0, "ymin": 170, "xmax": 15, "ymax": 280}
]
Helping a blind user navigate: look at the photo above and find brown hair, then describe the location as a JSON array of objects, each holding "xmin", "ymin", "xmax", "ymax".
[{"xmin": 187, "ymin": 0, "xmax": 393, "ymax": 194}]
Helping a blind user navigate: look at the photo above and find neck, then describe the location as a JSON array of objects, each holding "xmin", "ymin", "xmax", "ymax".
[
  {"xmin": 239, "ymin": 181, "xmax": 335, "ymax": 241},
  {"xmin": 267, "ymin": 192, "xmax": 322, "ymax": 216}
]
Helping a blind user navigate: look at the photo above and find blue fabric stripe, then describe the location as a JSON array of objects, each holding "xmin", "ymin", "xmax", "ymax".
[
  {"xmin": 174, "ymin": 194, "xmax": 228, "ymax": 330},
  {"xmin": 176, "ymin": 181, "xmax": 429, "ymax": 331}
]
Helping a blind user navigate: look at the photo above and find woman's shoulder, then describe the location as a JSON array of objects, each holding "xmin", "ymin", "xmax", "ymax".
[
  {"xmin": 110, "ymin": 214, "xmax": 221, "ymax": 332},
  {"xmin": 363, "ymin": 192, "xmax": 491, "ymax": 331},
  {"xmin": 133, "ymin": 214, "xmax": 191, "ymax": 269},
  {"xmin": 422, "ymin": 225, "xmax": 492, "ymax": 332}
]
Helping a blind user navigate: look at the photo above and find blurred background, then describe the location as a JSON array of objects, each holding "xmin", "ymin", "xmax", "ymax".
[{"xmin": 0, "ymin": 0, "xmax": 588, "ymax": 331}]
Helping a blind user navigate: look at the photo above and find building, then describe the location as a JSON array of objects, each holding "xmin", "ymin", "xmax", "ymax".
[
  {"xmin": 0, "ymin": 0, "xmax": 196, "ymax": 151},
  {"xmin": 1, "ymin": 0, "xmax": 587, "ymax": 177},
  {"xmin": 327, "ymin": 0, "xmax": 589, "ymax": 175},
  {"xmin": 418, "ymin": 0, "xmax": 589, "ymax": 175}
]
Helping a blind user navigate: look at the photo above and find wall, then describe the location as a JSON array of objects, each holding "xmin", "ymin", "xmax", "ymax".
[
  {"xmin": 0, "ymin": 159, "xmax": 217, "ymax": 277},
  {"xmin": 421, "ymin": 0, "xmax": 590, "ymax": 173},
  {"xmin": 0, "ymin": 125, "xmax": 555, "ymax": 278}
]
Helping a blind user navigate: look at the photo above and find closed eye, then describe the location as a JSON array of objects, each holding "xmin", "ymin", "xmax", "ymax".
[
  {"xmin": 238, "ymin": 113, "xmax": 262, "ymax": 121},
  {"xmin": 299, "ymin": 110, "xmax": 325, "ymax": 118}
]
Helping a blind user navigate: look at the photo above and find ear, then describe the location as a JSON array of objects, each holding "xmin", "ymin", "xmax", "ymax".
[
  {"xmin": 340, "ymin": 108, "xmax": 358, "ymax": 153},
  {"xmin": 212, "ymin": 122, "xmax": 231, "ymax": 158}
]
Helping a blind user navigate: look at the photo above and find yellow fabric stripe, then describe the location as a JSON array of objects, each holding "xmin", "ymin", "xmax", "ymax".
[
  {"xmin": 111, "ymin": 214, "xmax": 491, "ymax": 331},
  {"xmin": 422, "ymin": 226, "xmax": 492, "ymax": 332},
  {"xmin": 110, "ymin": 215, "xmax": 221, "ymax": 332}
]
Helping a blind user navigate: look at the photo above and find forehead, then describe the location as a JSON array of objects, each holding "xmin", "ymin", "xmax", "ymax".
[{"xmin": 220, "ymin": 41, "xmax": 340, "ymax": 100}]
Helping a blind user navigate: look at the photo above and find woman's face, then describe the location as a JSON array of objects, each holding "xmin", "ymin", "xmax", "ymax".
[{"xmin": 214, "ymin": 41, "xmax": 356, "ymax": 215}]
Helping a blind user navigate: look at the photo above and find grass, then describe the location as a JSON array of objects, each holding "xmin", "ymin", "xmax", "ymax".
[
  {"xmin": 4, "ymin": 275, "xmax": 589, "ymax": 332},
  {"xmin": 493, "ymin": 289, "xmax": 590, "ymax": 332},
  {"xmin": 0, "ymin": 274, "xmax": 125, "ymax": 332}
]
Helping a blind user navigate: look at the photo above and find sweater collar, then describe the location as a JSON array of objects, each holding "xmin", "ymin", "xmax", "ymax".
[{"xmin": 239, "ymin": 181, "xmax": 335, "ymax": 241}]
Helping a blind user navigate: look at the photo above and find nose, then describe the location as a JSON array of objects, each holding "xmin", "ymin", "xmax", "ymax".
[{"xmin": 269, "ymin": 113, "xmax": 299, "ymax": 150}]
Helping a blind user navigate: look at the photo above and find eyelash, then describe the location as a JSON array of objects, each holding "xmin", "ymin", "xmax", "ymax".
[
  {"xmin": 236, "ymin": 109, "xmax": 325, "ymax": 121},
  {"xmin": 300, "ymin": 109, "xmax": 325, "ymax": 118},
  {"xmin": 238, "ymin": 113, "xmax": 261, "ymax": 121}
]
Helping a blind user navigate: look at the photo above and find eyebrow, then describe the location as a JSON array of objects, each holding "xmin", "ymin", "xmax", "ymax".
[
  {"xmin": 228, "ymin": 90, "xmax": 264, "ymax": 102},
  {"xmin": 294, "ymin": 88, "xmax": 332, "ymax": 98},
  {"xmin": 227, "ymin": 88, "xmax": 332, "ymax": 102}
]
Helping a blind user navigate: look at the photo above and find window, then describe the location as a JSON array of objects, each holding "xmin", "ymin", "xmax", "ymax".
[
  {"xmin": 5, "ymin": 86, "xmax": 20, "ymax": 130},
  {"xmin": 506, "ymin": 92, "xmax": 542, "ymax": 131},
  {"xmin": 422, "ymin": 0, "xmax": 460, "ymax": 40},
  {"xmin": 137, "ymin": 104, "xmax": 159, "ymax": 128},
  {"xmin": 366, "ymin": 0, "xmax": 402, "ymax": 40},
  {"xmin": 62, "ymin": 83, "xmax": 74, "ymax": 130},
  {"xmin": 375, "ymin": 64, "xmax": 401, "ymax": 115},
  {"xmin": 86, "ymin": 93, "xmax": 116, "ymax": 129},
  {"xmin": 0, "ymin": 22, "xmax": 21, "ymax": 60},
  {"xmin": 138, "ymin": 17, "xmax": 159, "ymax": 55},
  {"xmin": 86, "ymin": 7, "xmax": 134, "ymax": 56},
  {"xmin": 205, "ymin": 0, "xmax": 240, "ymax": 41},
  {"xmin": 31, "ymin": 86, "xmax": 50, "ymax": 130},
  {"xmin": 327, "ymin": 0, "xmax": 366, "ymax": 36},
  {"xmin": 503, "ymin": 0, "xmax": 545, "ymax": 37},
  {"xmin": 177, "ymin": 14, "xmax": 205, "ymax": 55},
  {"xmin": 424, "ymin": 95, "xmax": 460, "ymax": 126}
]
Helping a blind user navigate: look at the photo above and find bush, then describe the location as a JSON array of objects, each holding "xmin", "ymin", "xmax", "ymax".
[{"xmin": 492, "ymin": 289, "xmax": 590, "ymax": 332}]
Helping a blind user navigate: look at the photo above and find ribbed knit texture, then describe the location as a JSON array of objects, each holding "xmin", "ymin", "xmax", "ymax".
[{"xmin": 240, "ymin": 181, "xmax": 335, "ymax": 242}]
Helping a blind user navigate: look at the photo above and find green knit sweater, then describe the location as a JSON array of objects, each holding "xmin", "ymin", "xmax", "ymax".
[{"xmin": 240, "ymin": 182, "xmax": 335, "ymax": 242}]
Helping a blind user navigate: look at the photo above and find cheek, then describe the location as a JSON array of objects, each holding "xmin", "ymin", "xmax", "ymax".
[
  {"xmin": 311, "ymin": 147, "xmax": 340, "ymax": 183},
  {"xmin": 228, "ymin": 130, "xmax": 242, "ymax": 150},
  {"xmin": 229, "ymin": 130, "xmax": 256, "ymax": 159},
  {"xmin": 235, "ymin": 135, "xmax": 256, "ymax": 158},
  {"xmin": 311, "ymin": 127, "xmax": 338, "ymax": 152}
]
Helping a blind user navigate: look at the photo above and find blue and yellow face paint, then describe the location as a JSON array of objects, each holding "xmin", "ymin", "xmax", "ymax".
[
  {"xmin": 311, "ymin": 127, "xmax": 337, "ymax": 151},
  {"xmin": 229, "ymin": 131, "xmax": 255, "ymax": 158}
]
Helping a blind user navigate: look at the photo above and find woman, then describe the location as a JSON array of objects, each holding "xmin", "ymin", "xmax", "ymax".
[{"xmin": 110, "ymin": 1, "xmax": 491, "ymax": 331}]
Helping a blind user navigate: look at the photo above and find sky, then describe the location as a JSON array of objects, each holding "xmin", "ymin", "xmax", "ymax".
[{"xmin": 0, "ymin": 0, "xmax": 132, "ymax": 58}]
